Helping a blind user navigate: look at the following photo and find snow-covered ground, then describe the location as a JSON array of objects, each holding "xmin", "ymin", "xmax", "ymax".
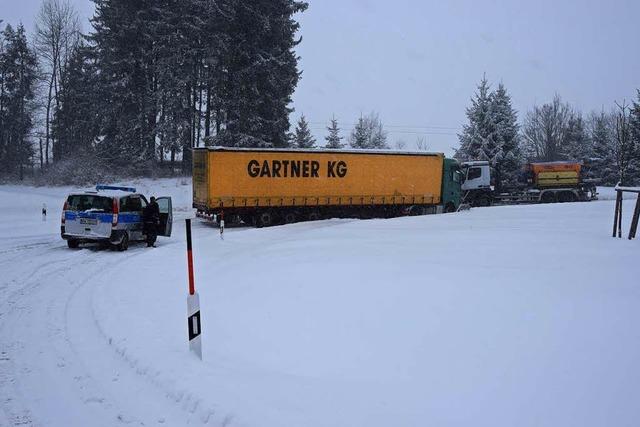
[{"xmin": 1, "ymin": 181, "xmax": 638, "ymax": 427}]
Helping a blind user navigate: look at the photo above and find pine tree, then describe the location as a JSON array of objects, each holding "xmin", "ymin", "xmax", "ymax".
[
  {"xmin": 0, "ymin": 24, "xmax": 37, "ymax": 178},
  {"xmin": 152, "ymin": 0, "xmax": 207, "ymax": 167},
  {"xmin": 325, "ymin": 115, "xmax": 343, "ymax": 148},
  {"xmin": 293, "ymin": 114, "xmax": 315, "ymax": 148},
  {"xmin": 590, "ymin": 111, "xmax": 616, "ymax": 185},
  {"xmin": 368, "ymin": 112, "xmax": 388, "ymax": 149},
  {"xmin": 90, "ymin": 0, "xmax": 160, "ymax": 166},
  {"xmin": 349, "ymin": 115, "xmax": 370, "ymax": 149},
  {"xmin": 349, "ymin": 112, "xmax": 388, "ymax": 149},
  {"xmin": 563, "ymin": 113, "xmax": 591, "ymax": 161},
  {"xmin": 52, "ymin": 42, "xmax": 100, "ymax": 160},
  {"xmin": 490, "ymin": 83, "xmax": 521, "ymax": 187},
  {"xmin": 220, "ymin": 0, "xmax": 308, "ymax": 148},
  {"xmin": 456, "ymin": 76, "xmax": 495, "ymax": 162}
]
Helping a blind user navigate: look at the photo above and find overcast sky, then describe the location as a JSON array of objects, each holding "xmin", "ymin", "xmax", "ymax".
[{"xmin": 3, "ymin": 0, "xmax": 639, "ymax": 155}]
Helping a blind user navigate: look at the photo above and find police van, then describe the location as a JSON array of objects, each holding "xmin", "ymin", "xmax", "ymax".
[{"xmin": 61, "ymin": 185, "xmax": 173, "ymax": 251}]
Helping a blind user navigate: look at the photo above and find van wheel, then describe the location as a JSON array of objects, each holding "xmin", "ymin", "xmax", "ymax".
[
  {"xmin": 67, "ymin": 239, "xmax": 79, "ymax": 249},
  {"xmin": 117, "ymin": 233, "xmax": 129, "ymax": 251}
]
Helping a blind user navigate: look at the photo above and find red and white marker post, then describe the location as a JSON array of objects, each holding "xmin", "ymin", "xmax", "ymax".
[{"xmin": 185, "ymin": 219, "xmax": 202, "ymax": 359}]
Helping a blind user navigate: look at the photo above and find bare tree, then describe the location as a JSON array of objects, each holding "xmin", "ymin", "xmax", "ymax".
[
  {"xmin": 394, "ymin": 139, "xmax": 406, "ymax": 150},
  {"xmin": 35, "ymin": 0, "xmax": 80, "ymax": 166},
  {"xmin": 522, "ymin": 94, "xmax": 572, "ymax": 161},
  {"xmin": 415, "ymin": 136, "xmax": 429, "ymax": 151},
  {"xmin": 523, "ymin": 94, "xmax": 573, "ymax": 161},
  {"xmin": 613, "ymin": 100, "xmax": 636, "ymax": 185}
]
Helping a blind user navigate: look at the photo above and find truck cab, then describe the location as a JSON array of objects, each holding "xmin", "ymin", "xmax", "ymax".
[{"xmin": 460, "ymin": 161, "xmax": 493, "ymax": 206}]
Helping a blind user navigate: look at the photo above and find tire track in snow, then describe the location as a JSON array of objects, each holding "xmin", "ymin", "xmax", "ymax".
[
  {"xmin": 1, "ymin": 219, "xmax": 353, "ymax": 426},
  {"xmin": 0, "ymin": 247, "xmax": 92, "ymax": 426},
  {"xmin": 1, "ymin": 237, "xmax": 236, "ymax": 426},
  {"xmin": 83, "ymin": 246, "xmax": 237, "ymax": 426},
  {"xmin": 0, "ymin": 244, "xmax": 191, "ymax": 426}
]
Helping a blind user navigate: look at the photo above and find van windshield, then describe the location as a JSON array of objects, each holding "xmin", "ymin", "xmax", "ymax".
[{"xmin": 66, "ymin": 195, "xmax": 113, "ymax": 213}]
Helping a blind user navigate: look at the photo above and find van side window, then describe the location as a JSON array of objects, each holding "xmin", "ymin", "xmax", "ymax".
[
  {"xmin": 468, "ymin": 167, "xmax": 482, "ymax": 180},
  {"xmin": 120, "ymin": 196, "xmax": 143, "ymax": 212}
]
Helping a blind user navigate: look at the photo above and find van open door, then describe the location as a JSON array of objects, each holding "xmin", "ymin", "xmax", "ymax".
[{"xmin": 156, "ymin": 197, "xmax": 173, "ymax": 237}]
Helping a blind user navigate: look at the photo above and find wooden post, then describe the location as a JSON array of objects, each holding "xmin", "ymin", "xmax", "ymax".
[
  {"xmin": 613, "ymin": 190, "xmax": 621, "ymax": 238},
  {"xmin": 617, "ymin": 193, "xmax": 623, "ymax": 238},
  {"xmin": 629, "ymin": 194, "xmax": 640, "ymax": 240}
]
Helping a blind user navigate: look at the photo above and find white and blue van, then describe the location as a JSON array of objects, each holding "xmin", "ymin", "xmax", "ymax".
[{"xmin": 61, "ymin": 185, "xmax": 173, "ymax": 250}]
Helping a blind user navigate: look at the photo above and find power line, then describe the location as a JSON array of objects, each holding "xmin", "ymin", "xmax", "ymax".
[
  {"xmin": 306, "ymin": 126, "xmax": 458, "ymax": 136},
  {"xmin": 306, "ymin": 121, "xmax": 461, "ymax": 131}
]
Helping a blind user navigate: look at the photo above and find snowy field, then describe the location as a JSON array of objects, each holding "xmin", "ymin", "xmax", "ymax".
[{"xmin": 1, "ymin": 180, "xmax": 639, "ymax": 427}]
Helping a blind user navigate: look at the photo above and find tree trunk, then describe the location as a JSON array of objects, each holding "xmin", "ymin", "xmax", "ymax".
[
  {"xmin": 216, "ymin": 107, "xmax": 221, "ymax": 134},
  {"xmin": 196, "ymin": 77, "xmax": 203, "ymax": 147},
  {"xmin": 204, "ymin": 84, "xmax": 211, "ymax": 139},
  {"xmin": 45, "ymin": 68, "xmax": 55, "ymax": 165}
]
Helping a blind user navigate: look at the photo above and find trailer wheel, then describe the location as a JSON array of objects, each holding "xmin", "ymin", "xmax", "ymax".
[
  {"xmin": 541, "ymin": 192, "xmax": 557, "ymax": 203},
  {"xmin": 67, "ymin": 239, "xmax": 79, "ymax": 249},
  {"xmin": 558, "ymin": 191, "xmax": 577, "ymax": 203},
  {"xmin": 283, "ymin": 211, "xmax": 297, "ymax": 224},
  {"xmin": 445, "ymin": 203, "xmax": 457, "ymax": 213},
  {"xmin": 308, "ymin": 210, "xmax": 321, "ymax": 221},
  {"xmin": 256, "ymin": 210, "xmax": 274, "ymax": 228}
]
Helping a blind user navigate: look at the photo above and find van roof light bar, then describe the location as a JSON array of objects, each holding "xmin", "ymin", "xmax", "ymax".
[{"xmin": 96, "ymin": 185, "xmax": 136, "ymax": 193}]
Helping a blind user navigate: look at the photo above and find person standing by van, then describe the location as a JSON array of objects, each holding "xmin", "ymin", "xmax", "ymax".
[{"xmin": 143, "ymin": 196, "xmax": 160, "ymax": 247}]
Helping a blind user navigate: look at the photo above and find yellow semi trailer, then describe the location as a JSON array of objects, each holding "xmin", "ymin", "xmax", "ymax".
[{"xmin": 192, "ymin": 147, "xmax": 462, "ymax": 227}]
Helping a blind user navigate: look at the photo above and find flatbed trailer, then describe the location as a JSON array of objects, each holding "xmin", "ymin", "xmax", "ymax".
[{"xmin": 459, "ymin": 160, "xmax": 598, "ymax": 207}]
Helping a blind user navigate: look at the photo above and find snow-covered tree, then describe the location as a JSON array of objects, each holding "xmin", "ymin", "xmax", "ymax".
[
  {"xmin": 294, "ymin": 114, "xmax": 315, "ymax": 148},
  {"xmin": 457, "ymin": 77, "xmax": 522, "ymax": 188},
  {"xmin": 350, "ymin": 115, "xmax": 368, "ymax": 149},
  {"xmin": 349, "ymin": 112, "xmax": 388, "ymax": 149},
  {"xmin": 52, "ymin": 42, "xmax": 100, "ymax": 160},
  {"xmin": 325, "ymin": 115, "xmax": 343, "ymax": 148},
  {"xmin": 612, "ymin": 101, "xmax": 636, "ymax": 185},
  {"xmin": 456, "ymin": 76, "xmax": 496, "ymax": 162},
  {"xmin": 35, "ymin": 0, "xmax": 80, "ymax": 166},
  {"xmin": 490, "ymin": 83, "xmax": 521, "ymax": 187},
  {"xmin": 589, "ymin": 111, "xmax": 617, "ymax": 185},
  {"xmin": 522, "ymin": 94, "xmax": 572, "ymax": 161},
  {"xmin": 562, "ymin": 112, "xmax": 591, "ymax": 161},
  {"xmin": 0, "ymin": 24, "xmax": 38, "ymax": 179}
]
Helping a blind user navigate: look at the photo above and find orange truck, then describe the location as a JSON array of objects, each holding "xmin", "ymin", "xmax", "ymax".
[
  {"xmin": 192, "ymin": 147, "xmax": 463, "ymax": 226},
  {"xmin": 460, "ymin": 160, "xmax": 598, "ymax": 206}
]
